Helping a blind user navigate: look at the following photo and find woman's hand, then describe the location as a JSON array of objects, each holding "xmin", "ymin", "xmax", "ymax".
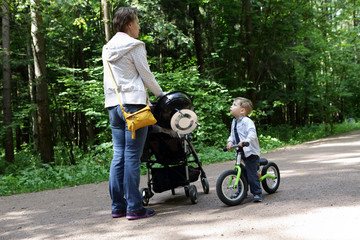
[{"xmin": 159, "ymin": 92, "xmax": 167, "ymax": 98}]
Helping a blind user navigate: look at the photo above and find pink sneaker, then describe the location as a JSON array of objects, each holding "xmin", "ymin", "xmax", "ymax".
[{"xmin": 126, "ymin": 208, "xmax": 155, "ymax": 220}]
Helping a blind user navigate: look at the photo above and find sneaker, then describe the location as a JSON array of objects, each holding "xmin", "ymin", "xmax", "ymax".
[
  {"xmin": 111, "ymin": 210, "xmax": 126, "ymax": 218},
  {"xmin": 253, "ymin": 195, "xmax": 263, "ymax": 202},
  {"xmin": 126, "ymin": 208, "xmax": 155, "ymax": 220}
]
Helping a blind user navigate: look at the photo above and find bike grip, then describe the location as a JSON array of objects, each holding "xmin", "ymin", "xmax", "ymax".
[{"xmin": 223, "ymin": 142, "xmax": 249, "ymax": 151}]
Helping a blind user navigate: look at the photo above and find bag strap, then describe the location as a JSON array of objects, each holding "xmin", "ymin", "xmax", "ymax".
[{"xmin": 105, "ymin": 60, "xmax": 126, "ymax": 113}]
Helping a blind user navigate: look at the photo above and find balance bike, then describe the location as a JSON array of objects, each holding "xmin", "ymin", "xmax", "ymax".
[{"xmin": 216, "ymin": 143, "xmax": 280, "ymax": 206}]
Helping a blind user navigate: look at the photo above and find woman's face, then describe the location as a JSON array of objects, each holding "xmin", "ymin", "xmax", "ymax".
[{"xmin": 127, "ymin": 17, "xmax": 140, "ymax": 38}]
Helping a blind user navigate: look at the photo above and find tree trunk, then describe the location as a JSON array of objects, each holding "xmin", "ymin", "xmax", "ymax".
[
  {"xmin": 189, "ymin": 2, "xmax": 204, "ymax": 74},
  {"xmin": 102, "ymin": 0, "xmax": 111, "ymax": 42},
  {"xmin": 353, "ymin": 5, "xmax": 358, "ymax": 64},
  {"xmin": 76, "ymin": 23, "xmax": 89, "ymax": 152},
  {"xmin": 2, "ymin": 0, "xmax": 14, "ymax": 163},
  {"xmin": 243, "ymin": 0, "xmax": 257, "ymax": 103},
  {"xmin": 31, "ymin": 0, "xmax": 54, "ymax": 163},
  {"xmin": 27, "ymin": 28, "xmax": 39, "ymax": 151}
]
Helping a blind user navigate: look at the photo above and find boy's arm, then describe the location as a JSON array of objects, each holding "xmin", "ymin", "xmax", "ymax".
[
  {"xmin": 239, "ymin": 128, "xmax": 256, "ymax": 147},
  {"xmin": 244, "ymin": 119, "xmax": 258, "ymax": 142},
  {"xmin": 227, "ymin": 119, "xmax": 235, "ymax": 149},
  {"xmin": 246, "ymin": 128, "xmax": 257, "ymax": 142},
  {"xmin": 227, "ymin": 119, "xmax": 235, "ymax": 143}
]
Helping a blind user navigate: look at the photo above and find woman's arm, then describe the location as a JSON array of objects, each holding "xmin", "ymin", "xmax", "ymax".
[{"xmin": 131, "ymin": 44, "xmax": 163, "ymax": 97}]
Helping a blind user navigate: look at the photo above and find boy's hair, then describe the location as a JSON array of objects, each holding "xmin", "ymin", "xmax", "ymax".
[
  {"xmin": 234, "ymin": 97, "xmax": 253, "ymax": 115},
  {"xmin": 113, "ymin": 7, "xmax": 137, "ymax": 33}
]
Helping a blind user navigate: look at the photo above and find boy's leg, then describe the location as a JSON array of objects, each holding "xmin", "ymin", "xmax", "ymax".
[{"xmin": 244, "ymin": 155, "xmax": 262, "ymax": 201}]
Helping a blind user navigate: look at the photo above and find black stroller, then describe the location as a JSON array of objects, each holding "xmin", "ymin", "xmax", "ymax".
[{"xmin": 141, "ymin": 91, "xmax": 209, "ymax": 205}]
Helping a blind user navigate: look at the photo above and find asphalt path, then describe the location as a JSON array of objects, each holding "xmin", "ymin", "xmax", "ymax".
[{"xmin": 1, "ymin": 130, "xmax": 360, "ymax": 240}]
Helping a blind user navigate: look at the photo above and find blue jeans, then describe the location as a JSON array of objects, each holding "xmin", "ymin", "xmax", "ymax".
[
  {"xmin": 244, "ymin": 154, "xmax": 262, "ymax": 195},
  {"xmin": 108, "ymin": 104, "xmax": 148, "ymax": 213}
]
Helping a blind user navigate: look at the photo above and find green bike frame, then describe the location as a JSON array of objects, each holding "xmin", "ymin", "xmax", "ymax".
[
  {"xmin": 231, "ymin": 165, "xmax": 276, "ymax": 188},
  {"xmin": 260, "ymin": 173, "xmax": 276, "ymax": 182},
  {"xmin": 230, "ymin": 165, "xmax": 242, "ymax": 189}
]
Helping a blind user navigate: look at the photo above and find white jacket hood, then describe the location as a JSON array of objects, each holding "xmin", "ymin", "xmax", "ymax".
[{"xmin": 102, "ymin": 32, "xmax": 144, "ymax": 62}]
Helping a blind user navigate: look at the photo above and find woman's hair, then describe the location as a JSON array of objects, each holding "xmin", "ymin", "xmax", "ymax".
[
  {"xmin": 113, "ymin": 7, "xmax": 137, "ymax": 33},
  {"xmin": 235, "ymin": 97, "xmax": 253, "ymax": 115}
]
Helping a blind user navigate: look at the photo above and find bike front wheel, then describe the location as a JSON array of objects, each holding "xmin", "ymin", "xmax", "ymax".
[{"xmin": 216, "ymin": 169, "xmax": 248, "ymax": 206}]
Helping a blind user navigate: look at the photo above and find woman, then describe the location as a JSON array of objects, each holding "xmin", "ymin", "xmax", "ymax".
[{"xmin": 102, "ymin": 7, "xmax": 164, "ymax": 220}]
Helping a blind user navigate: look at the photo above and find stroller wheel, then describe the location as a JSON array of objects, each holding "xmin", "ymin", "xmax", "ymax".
[
  {"xmin": 184, "ymin": 186, "xmax": 189, "ymax": 197},
  {"xmin": 201, "ymin": 177, "xmax": 210, "ymax": 194},
  {"xmin": 189, "ymin": 185, "xmax": 198, "ymax": 204},
  {"xmin": 141, "ymin": 188, "xmax": 151, "ymax": 206}
]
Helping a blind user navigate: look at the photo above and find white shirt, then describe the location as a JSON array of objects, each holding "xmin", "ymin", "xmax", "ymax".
[{"xmin": 227, "ymin": 116, "xmax": 261, "ymax": 157}]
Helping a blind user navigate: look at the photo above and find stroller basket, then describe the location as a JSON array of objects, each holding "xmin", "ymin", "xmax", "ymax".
[
  {"xmin": 152, "ymin": 165, "xmax": 200, "ymax": 193},
  {"xmin": 143, "ymin": 132, "xmax": 189, "ymax": 165}
]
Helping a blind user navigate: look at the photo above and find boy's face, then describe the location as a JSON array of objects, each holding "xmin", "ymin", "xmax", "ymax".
[{"xmin": 230, "ymin": 100, "xmax": 246, "ymax": 118}]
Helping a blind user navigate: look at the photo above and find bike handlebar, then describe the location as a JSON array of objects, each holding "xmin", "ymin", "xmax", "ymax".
[{"xmin": 222, "ymin": 142, "xmax": 249, "ymax": 152}]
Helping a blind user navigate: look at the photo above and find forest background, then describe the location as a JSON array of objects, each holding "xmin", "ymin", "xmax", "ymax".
[{"xmin": 1, "ymin": 0, "xmax": 360, "ymax": 195}]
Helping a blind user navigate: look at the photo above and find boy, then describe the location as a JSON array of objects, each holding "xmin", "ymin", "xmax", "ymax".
[{"xmin": 227, "ymin": 97, "xmax": 262, "ymax": 202}]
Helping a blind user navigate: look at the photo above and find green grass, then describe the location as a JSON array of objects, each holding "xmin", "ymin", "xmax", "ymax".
[{"xmin": 1, "ymin": 121, "xmax": 359, "ymax": 196}]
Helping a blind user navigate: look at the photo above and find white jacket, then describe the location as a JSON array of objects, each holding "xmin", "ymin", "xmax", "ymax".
[
  {"xmin": 227, "ymin": 116, "xmax": 261, "ymax": 158},
  {"xmin": 102, "ymin": 32, "xmax": 163, "ymax": 108}
]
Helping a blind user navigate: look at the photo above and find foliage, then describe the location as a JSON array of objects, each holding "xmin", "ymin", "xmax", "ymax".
[
  {"xmin": 196, "ymin": 147, "xmax": 234, "ymax": 164},
  {"xmin": 0, "ymin": 145, "xmax": 111, "ymax": 195}
]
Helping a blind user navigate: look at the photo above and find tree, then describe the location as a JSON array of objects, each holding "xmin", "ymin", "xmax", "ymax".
[
  {"xmin": 243, "ymin": 0, "xmax": 257, "ymax": 103},
  {"xmin": 102, "ymin": 0, "xmax": 111, "ymax": 42},
  {"xmin": 27, "ymin": 29, "xmax": 39, "ymax": 151},
  {"xmin": 30, "ymin": 0, "xmax": 54, "ymax": 163},
  {"xmin": 2, "ymin": 0, "xmax": 14, "ymax": 163},
  {"xmin": 189, "ymin": 0, "xmax": 205, "ymax": 74}
]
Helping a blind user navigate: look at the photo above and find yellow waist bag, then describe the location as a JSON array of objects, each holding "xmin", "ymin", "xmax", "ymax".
[{"xmin": 122, "ymin": 104, "xmax": 157, "ymax": 139}]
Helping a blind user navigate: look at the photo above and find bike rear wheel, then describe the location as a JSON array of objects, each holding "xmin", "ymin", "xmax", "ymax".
[
  {"xmin": 216, "ymin": 169, "xmax": 248, "ymax": 206},
  {"xmin": 261, "ymin": 162, "xmax": 280, "ymax": 194}
]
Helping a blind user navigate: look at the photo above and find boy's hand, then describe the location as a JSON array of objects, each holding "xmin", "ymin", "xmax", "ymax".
[
  {"xmin": 227, "ymin": 141, "xmax": 234, "ymax": 150},
  {"xmin": 238, "ymin": 141, "xmax": 245, "ymax": 147}
]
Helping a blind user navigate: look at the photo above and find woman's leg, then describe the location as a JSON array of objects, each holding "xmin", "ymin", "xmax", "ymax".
[
  {"xmin": 108, "ymin": 106, "xmax": 127, "ymax": 213},
  {"xmin": 122, "ymin": 105, "xmax": 149, "ymax": 212}
]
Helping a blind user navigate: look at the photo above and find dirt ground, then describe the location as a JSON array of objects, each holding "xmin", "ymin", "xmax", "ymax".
[{"xmin": 1, "ymin": 130, "xmax": 360, "ymax": 240}]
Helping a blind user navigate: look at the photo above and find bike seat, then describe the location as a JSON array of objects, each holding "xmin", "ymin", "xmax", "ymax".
[{"xmin": 260, "ymin": 158, "xmax": 268, "ymax": 166}]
